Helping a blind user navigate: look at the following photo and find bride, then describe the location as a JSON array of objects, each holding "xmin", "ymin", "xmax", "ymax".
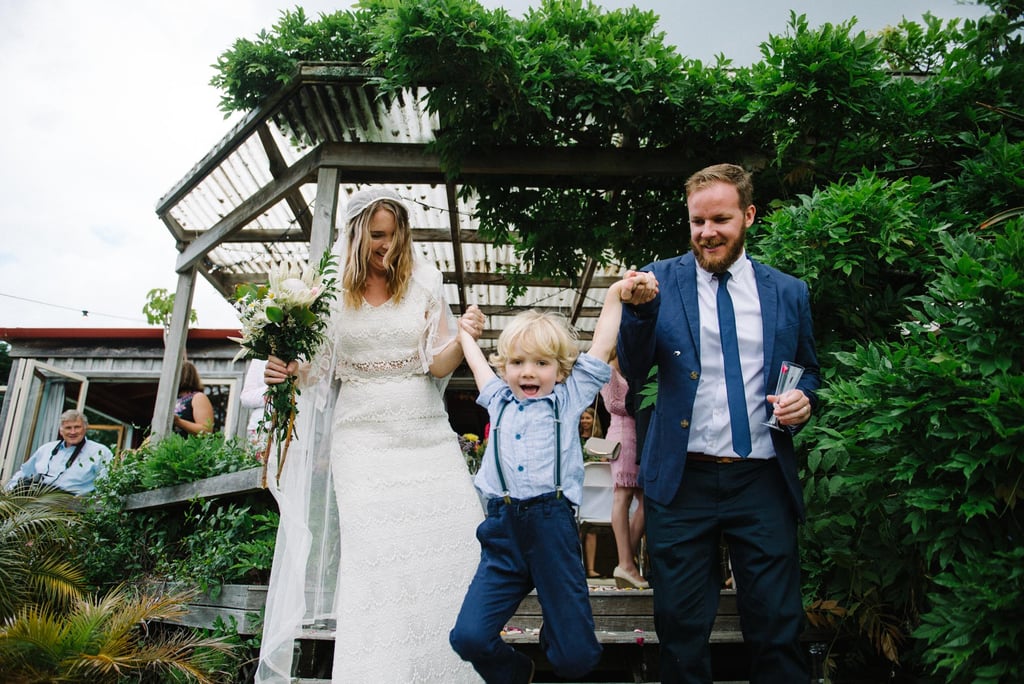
[{"xmin": 255, "ymin": 187, "xmax": 485, "ymax": 682}]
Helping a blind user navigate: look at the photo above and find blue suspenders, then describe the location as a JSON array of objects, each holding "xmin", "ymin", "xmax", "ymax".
[{"xmin": 492, "ymin": 398, "xmax": 563, "ymax": 503}]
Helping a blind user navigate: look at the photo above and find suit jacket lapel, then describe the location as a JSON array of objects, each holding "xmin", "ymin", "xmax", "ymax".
[
  {"xmin": 676, "ymin": 253, "xmax": 701, "ymax": 360},
  {"xmin": 752, "ymin": 260, "xmax": 778, "ymax": 394}
]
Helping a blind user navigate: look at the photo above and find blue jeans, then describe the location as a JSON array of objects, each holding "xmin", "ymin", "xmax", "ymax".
[{"xmin": 450, "ymin": 492, "xmax": 602, "ymax": 683}]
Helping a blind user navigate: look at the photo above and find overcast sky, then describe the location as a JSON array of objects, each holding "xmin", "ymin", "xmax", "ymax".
[{"xmin": 0, "ymin": 0, "xmax": 989, "ymax": 330}]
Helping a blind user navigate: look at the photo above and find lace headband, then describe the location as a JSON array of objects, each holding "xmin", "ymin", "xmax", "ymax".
[{"xmin": 345, "ymin": 187, "xmax": 406, "ymax": 223}]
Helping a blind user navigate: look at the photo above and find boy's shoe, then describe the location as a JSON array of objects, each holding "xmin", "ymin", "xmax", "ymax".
[{"xmin": 512, "ymin": 649, "xmax": 535, "ymax": 684}]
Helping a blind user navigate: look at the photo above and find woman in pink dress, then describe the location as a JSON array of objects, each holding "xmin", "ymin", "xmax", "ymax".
[{"xmin": 600, "ymin": 351, "xmax": 647, "ymax": 589}]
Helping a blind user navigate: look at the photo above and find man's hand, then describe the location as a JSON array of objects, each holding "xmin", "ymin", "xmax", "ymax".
[{"xmin": 619, "ymin": 270, "xmax": 659, "ymax": 305}]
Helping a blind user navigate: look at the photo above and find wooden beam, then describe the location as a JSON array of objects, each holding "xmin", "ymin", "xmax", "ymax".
[
  {"xmin": 446, "ymin": 182, "xmax": 467, "ymax": 312},
  {"xmin": 257, "ymin": 123, "xmax": 313, "ymax": 238},
  {"xmin": 183, "ymin": 227, "xmax": 510, "ymax": 244},
  {"xmin": 215, "ymin": 270, "xmax": 621, "ymax": 290},
  {"xmin": 182, "ymin": 229, "xmax": 309, "ymax": 243},
  {"xmin": 175, "ymin": 148, "xmax": 322, "ymax": 274},
  {"xmin": 309, "ymin": 167, "xmax": 340, "ymax": 262},
  {"xmin": 316, "ymin": 141, "xmax": 697, "ymax": 181},
  {"xmin": 569, "ymin": 258, "xmax": 599, "ymax": 328},
  {"xmin": 462, "ymin": 304, "xmax": 602, "ymax": 317},
  {"xmin": 151, "ymin": 268, "xmax": 196, "ymax": 439}
]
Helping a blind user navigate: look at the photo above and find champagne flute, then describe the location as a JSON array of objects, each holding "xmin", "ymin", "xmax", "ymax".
[{"xmin": 764, "ymin": 361, "xmax": 804, "ymax": 430}]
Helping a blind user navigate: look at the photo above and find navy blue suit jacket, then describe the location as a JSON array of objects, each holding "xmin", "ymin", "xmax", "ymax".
[{"xmin": 618, "ymin": 253, "xmax": 820, "ymax": 521}]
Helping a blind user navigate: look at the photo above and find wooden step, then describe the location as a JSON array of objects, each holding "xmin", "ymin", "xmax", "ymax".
[
  {"xmin": 499, "ymin": 586, "xmax": 743, "ymax": 645},
  {"xmin": 293, "ymin": 680, "xmax": 750, "ymax": 683},
  {"xmin": 288, "ymin": 587, "xmax": 825, "ymax": 681}
]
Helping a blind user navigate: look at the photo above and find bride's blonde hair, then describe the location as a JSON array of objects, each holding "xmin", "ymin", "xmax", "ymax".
[{"xmin": 342, "ymin": 196, "xmax": 414, "ymax": 309}]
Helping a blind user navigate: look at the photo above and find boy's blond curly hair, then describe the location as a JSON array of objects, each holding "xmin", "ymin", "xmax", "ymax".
[{"xmin": 489, "ymin": 310, "xmax": 579, "ymax": 381}]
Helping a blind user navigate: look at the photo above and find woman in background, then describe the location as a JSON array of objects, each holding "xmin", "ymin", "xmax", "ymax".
[
  {"xmin": 173, "ymin": 361, "xmax": 213, "ymax": 437},
  {"xmin": 600, "ymin": 350, "xmax": 647, "ymax": 589},
  {"xmin": 581, "ymin": 405, "xmax": 605, "ymax": 578},
  {"xmin": 579, "ymin": 405, "xmax": 602, "ymax": 445}
]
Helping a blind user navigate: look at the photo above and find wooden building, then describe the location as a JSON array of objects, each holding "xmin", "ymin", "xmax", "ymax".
[{"xmin": 0, "ymin": 327, "xmax": 249, "ymax": 482}]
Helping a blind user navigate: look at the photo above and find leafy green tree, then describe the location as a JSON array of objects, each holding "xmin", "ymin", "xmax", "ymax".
[{"xmin": 143, "ymin": 287, "xmax": 198, "ymax": 330}]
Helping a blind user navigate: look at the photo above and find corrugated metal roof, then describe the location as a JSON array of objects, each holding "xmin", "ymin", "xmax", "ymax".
[{"xmin": 156, "ymin": 64, "xmax": 680, "ymax": 350}]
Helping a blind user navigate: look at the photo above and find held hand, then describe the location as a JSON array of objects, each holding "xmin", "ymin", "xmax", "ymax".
[
  {"xmin": 459, "ymin": 305, "xmax": 486, "ymax": 341},
  {"xmin": 264, "ymin": 355, "xmax": 299, "ymax": 386},
  {"xmin": 618, "ymin": 270, "xmax": 659, "ymax": 304},
  {"xmin": 768, "ymin": 389, "xmax": 812, "ymax": 427}
]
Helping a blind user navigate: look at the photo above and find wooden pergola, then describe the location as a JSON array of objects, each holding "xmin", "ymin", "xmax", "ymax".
[{"xmin": 151, "ymin": 63, "xmax": 697, "ymax": 437}]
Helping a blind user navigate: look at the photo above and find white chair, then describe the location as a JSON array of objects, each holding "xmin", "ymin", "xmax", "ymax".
[{"xmin": 578, "ymin": 461, "xmax": 614, "ymax": 528}]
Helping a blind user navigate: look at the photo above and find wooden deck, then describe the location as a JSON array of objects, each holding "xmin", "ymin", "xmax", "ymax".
[{"xmin": 290, "ymin": 585, "xmax": 756, "ymax": 683}]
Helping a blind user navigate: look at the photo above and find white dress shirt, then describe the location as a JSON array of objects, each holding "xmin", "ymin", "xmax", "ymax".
[{"xmin": 688, "ymin": 253, "xmax": 775, "ymax": 459}]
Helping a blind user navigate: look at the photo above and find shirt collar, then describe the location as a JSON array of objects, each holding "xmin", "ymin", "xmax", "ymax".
[
  {"xmin": 504, "ymin": 388, "xmax": 557, "ymax": 407},
  {"xmin": 696, "ymin": 250, "xmax": 750, "ymax": 283}
]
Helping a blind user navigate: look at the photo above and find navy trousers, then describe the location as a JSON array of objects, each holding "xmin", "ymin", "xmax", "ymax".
[
  {"xmin": 449, "ymin": 492, "xmax": 602, "ymax": 683},
  {"xmin": 646, "ymin": 459, "xmax": 808, "ymax": 684}
]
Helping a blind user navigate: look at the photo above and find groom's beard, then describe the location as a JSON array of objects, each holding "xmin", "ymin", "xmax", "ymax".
[{"xmin": 691, "ymin": 229, "xmax": 746, "ymax": 273}]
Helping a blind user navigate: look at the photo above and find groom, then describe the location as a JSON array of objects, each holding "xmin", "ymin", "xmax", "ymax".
[{"xmin": 618, "ymin": 163, "xmax": 820, "ymax": 683}]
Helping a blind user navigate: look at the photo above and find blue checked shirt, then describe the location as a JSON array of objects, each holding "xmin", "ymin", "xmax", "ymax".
[{"xmin": 474, "ymin": 353, "xmax": 611, "ymax": 506}]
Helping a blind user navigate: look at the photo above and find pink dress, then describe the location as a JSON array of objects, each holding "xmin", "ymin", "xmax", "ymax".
[{"xmin": 600, "ymin": 367, "xmax": 640, "ymax": 489}]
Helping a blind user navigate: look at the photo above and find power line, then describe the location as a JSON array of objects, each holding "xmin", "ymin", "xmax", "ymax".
[{"xmin": 0, "ymin": 292, "xmax": 148, "ymax": 324}]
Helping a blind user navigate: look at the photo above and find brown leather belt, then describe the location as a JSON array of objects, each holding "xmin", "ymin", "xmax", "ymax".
[{"xmin": 687, "ymin": 452, "xmax": 744, "ymax": 464}]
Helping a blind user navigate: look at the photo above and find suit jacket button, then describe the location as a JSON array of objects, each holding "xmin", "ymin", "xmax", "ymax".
[
  {"xmin": 690, "ymin": 371, "xmax": 699, "ymax": 380},
  {"xmin": 680, "ymin": 419, "xmax": 690, "ymax": 429}
]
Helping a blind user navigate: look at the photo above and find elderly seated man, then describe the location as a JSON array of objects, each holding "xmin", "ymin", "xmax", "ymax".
[{"xmin": 5, "ymin": 409, "xmax": 114, "ymax": 495}]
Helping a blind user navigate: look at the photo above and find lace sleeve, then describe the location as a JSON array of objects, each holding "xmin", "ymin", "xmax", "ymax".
[
  {"xmin": 415, "ymin": 262, "xmax": 457, "ymax": 373},
  {"xmin": 412, "ymin": 263, "xmax": 458, "ymax": 394}
]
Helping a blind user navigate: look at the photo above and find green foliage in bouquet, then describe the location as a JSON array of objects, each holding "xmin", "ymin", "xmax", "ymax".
[{"xmin": 232, "ymin": 251, "xmax": 338, "ymax": 485}]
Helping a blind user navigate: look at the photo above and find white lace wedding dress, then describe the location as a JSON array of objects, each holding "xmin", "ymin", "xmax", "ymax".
[{"xmin": 322, "ymin": 269, "xmax": 484, "ymax": 682}]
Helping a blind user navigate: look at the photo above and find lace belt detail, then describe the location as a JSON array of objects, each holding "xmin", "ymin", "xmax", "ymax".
[{"xmin": 336, "ymin": 355, "xmax": 422, "ymax": 380}]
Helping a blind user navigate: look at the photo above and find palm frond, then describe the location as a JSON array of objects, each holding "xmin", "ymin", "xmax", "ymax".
[{"xmin": 0, "ymin": 585, "xmax": 237, "ymax": 683}]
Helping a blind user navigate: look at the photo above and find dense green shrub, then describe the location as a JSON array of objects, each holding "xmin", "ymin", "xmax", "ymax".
[
  {"xmin": 79, "ymin": 433, "xmax": 276, "ymax": 594},
  {"xmin": 800, "ymin": 220, "xmax": 1024, "ymax": 682},
  {"xmin": 753, "ymin": 173, "xmax": 946, "ymax": 352},
  {"xmin": 136, "ymin": 432, "xmax": 263, "ymax": 489}
]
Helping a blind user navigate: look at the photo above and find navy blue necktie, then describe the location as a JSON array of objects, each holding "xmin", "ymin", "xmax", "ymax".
[{"xmin": 715, "ymin": 272, "xmax": 752, "ymax": 457}]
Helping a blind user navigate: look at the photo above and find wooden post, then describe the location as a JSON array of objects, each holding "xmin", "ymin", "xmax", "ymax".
[
  {"xmin": 309, "ymin": 166, "xmax": 340, "ymax": 262},
  {"xmin": 150, "ymin": 267, "xmax": 197, "ymax": 439}
]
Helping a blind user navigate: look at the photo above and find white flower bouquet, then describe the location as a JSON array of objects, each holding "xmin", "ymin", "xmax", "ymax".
[{"xmin": 231, "ymin": 251, "xmax": 338, "ymax": 485}]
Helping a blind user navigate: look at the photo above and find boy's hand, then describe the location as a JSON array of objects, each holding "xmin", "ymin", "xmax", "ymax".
[
  {"xmin": 618, "ymin": 270, "xmax": 659, "ymax": 304},
  {"xmin": 459, "ymin": 305, "xmax": 486, "ymax": 340}
]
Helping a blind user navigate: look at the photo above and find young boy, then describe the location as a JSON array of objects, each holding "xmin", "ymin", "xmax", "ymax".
[{"xmin": 449, "ymin": 272, "xmax": 658, "ymax": 683}]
